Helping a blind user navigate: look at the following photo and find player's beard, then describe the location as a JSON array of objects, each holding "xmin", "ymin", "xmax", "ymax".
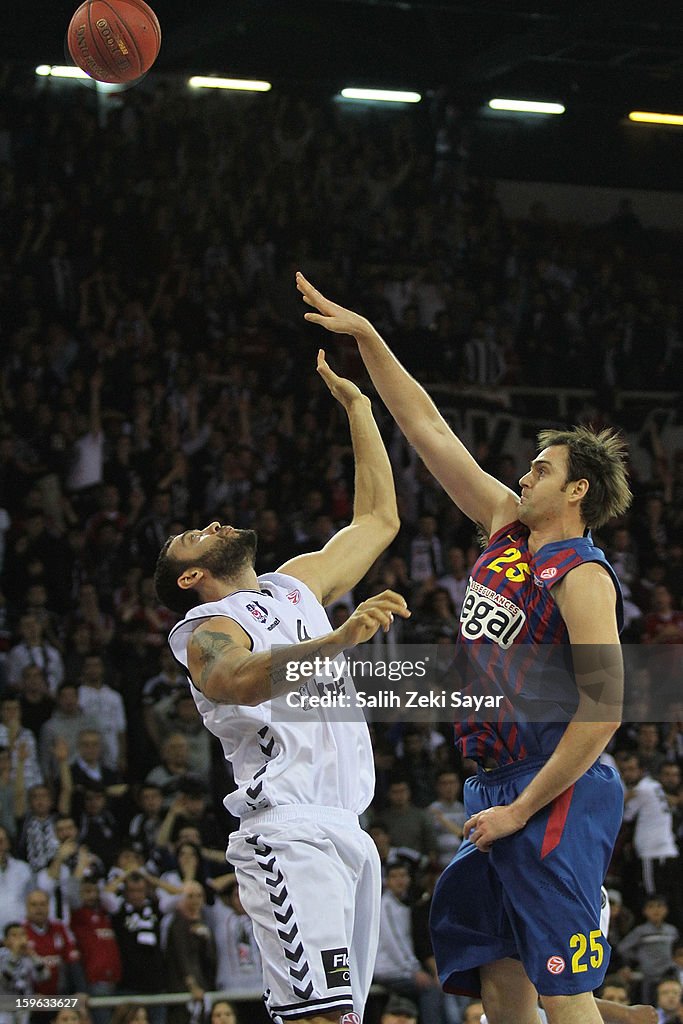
[{"xmin": 195, "ymin": 528, "xmax": 258, "ymax": 583}]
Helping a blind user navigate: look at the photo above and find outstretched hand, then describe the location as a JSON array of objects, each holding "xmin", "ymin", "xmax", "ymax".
[
  {"xmin": 337, "ymin": 590, "xmax": 410, "ymax": 648},
  {"xmin": 316, "ymin": 350, "xmax": 365, "ymax": 410},
  {"xmin": 297, "ymin": 272, "xmax": 374, "ymax": 341}
]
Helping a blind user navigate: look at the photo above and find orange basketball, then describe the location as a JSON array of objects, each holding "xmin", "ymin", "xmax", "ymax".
[{"xmin": 67, "ymin": 0, "xmax": 161, "ymax": 84}]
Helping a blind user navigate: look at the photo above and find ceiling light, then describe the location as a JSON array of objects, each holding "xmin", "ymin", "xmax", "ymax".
[
  {"xmin": 628, "ymin": 110, "xmax": 683, "ymax": 126},
  {"xmin": 35, "ymin": 65, "xmax": 89, "ymax": 79},
  {"xmin": 188, "ymin": 76, "xmax": 271, "ymax": 92},
  {"xmin": 489, "ymin": 99, "xmax": 565, "ymax": 115},
  {"xmin": 340, "ymin": 88, "xmax": 421, "ymax": 104}
]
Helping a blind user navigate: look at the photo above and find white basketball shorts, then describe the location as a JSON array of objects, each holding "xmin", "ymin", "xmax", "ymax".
[{"xmin": 227, "ymin": 805, "xmax": 381, "ymax": 1023}]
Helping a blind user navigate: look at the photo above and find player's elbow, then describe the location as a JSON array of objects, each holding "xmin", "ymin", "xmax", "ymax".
[
  {"xmin": 379, "ymin": 511, "xmax": 401, "ymax": 539},
  {"xmin": 355, "ymin": 510, "xmax": 400, "ymax": 543},
  {"xmin": 200, "ymin": 670, "xmax": 257, "ymax": 707},
  {"xmin": 598, "ymin": 720, "xmax": 621, "ymax": 747}
]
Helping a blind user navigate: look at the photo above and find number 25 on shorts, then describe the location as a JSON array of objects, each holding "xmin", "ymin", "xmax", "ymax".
[{"xmin": 569, "ymin": 930, "xmax": 604, "ymax": 973}]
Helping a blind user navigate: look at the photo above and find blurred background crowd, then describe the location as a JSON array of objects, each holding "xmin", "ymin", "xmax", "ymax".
[{"xmin": 0, "ymin": 73, "xmax": 682, "ymax": 1024}]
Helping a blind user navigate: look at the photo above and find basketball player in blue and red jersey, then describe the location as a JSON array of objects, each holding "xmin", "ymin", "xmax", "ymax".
[{"xmin": 298, "ymin": 272, "xmax": 633, "ymax": 1024}]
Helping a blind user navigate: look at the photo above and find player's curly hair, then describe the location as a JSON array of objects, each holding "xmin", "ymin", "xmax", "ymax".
[
  {"xmin": 154, "ymin": 537, "xmax": 201, "ymax": 615},
  {"xmin": 537, "ymin": 425, "xmax": 632, "ymax": 530}
]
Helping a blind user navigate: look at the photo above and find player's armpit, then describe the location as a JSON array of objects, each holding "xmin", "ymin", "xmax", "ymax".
[{"xmin": 187, "ymin": 616, "xmax": 254, "ymax": 704}]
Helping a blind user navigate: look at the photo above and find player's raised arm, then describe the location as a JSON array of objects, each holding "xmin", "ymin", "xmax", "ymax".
[
  {"xmin": 186, "ymin": 590, "xmax": 410, "ymax": 705},
  {"xmin": 297, "ymin": 272, "xmax": 519, "ymax": 537},
  {"xmin": 277, "ymin": 350, "xmax": 400, "ymax": 605}
]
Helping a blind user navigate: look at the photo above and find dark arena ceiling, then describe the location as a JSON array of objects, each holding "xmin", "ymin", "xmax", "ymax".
[{"xmin": 7, "ymin": 0, "xmax": 683, "ymax": 111}]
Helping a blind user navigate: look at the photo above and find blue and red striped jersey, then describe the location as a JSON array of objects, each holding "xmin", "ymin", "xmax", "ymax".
[{"xmin": 453, "ymin": 520, "xmax": 623, "ymax": 766}]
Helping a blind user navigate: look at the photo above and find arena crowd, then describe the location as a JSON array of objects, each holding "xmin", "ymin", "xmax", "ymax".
[{"xmin": 0, "ymin": 69, "xmax": 682, "ymax": 1024}]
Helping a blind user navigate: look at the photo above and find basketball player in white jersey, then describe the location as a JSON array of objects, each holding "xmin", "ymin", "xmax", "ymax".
[{"xmin": 154, "ymin": 351, "xmax": 410, "ymax": 1024}]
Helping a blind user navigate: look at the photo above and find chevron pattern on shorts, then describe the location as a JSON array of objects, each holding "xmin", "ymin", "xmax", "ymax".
[
  {"xmin": 244, "ymin": 762, "xmax": 269, "ymax": 811},
  {"xmin": 247, "ymin": 832, "xmax": 313, "ymax": 1002},
  {"xmin": 257, "ymin": 724, "xmax": 277, "ymax": 758}
]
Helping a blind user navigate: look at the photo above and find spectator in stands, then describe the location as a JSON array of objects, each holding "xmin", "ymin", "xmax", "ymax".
[
  {"xmin": 383, "ymin": 779, "xmax": 438, "ymax": 862},
  {"xmin": 438, "ymin": 546, "xmax": 469, "ymax": 616},
  {"xmin": 374, "ymin": 862, "xmax": 443, "ymax": 1022},
  {"xmin": 67, "ymin": 729, "xmax": 127, "ymax": 820},
  {"xmin": 140, "ymin": 649, "xmax": 188, "ymax": 753},
  {"xmin": 110, "ymin": 1007, "xmax": 149, "ymax": 1024},
  {"xmin": 39, "ymin": 684, "xmax": 99, "ymax": 783},
  {"xmin": 76, "ymin": 783, "xmax": 121, "ymax": 870},
  {"xmin": 618, "ymin": 895, "xmax": 679, "ymax": 1003},
  {"xmin": 380, "ymin": 993, "xmax": 418, "ymax": 1023},
  {"xmin": 153, "ymin": 692, "xmax": 211, "ymax": 779},
  {"xmin": 0, "ymin": 922, "xmax": 51, "ymax": 1024},
  {"xmin": 428, "ymin": 769, "xmax": 467, "ymax": 868},
  {"xmin": 5, "ymin": 614, "xmax": 64, "ymax": 697},
  {"xmin": 0, "ymin": 826, "xmax": 33, "ymax": 934},
  {"xmin": 606, "ymin": 890, "xmax": 637, "ymax": 967},
  {"xmin": 0, "ymin": 697, "xmax": 43, "ymax": 791},
  {"xmin": 600, "ymin": 978, "xmax": 630, "ymax": 1005},
  {"xmin": 70, "ymin": 877, "xmax": 122, "ymax": 1024},
  {"xmin": 23, "ymin": 889, "xmax": 85, "ymax": 996},
  {"xmin": 164, "ymin": 881, "xmax": 216, "ymax": 1024},
  {"xmin": 608, "ymin": 527, "xmax": 640, "ymax": 590},
  {"xmin": 128, "ymin": 783, "xmax": 165, "ymax": 860},
  {"xmin": 407, "ymin": 586, "xmax": 459, "ymax": 646},
  {"xmin": 621, "ymin": 753, "xmax": 681, "ymax": 925},
  {"xmin": 75, "ymin": 656, "xmax": 127, "ymax": 773},
  {"xmin": 35, "ymin": 814, "xmax": 103, "ymax": 923},
  {"xmin": 395, "ymin": 728, "xmax": 439, "ymax": 809},
  {"xmin": 157, "ymin": 841, "xmax": 211, "ymax": 916},
  {"xmin": 154, "ymin": 776, "xmax": 224, "ymax": 853},
  {"xmin": 16, "ymin": 783, "xmax": 61, "ymax": 872},
  {"xmin": 0, "ymin": 747, "xmax": 20, "ymax": 840},
  {"xmin": 112, "ymin": 872, "xmax": 166, "ymax": 1024},
  {"xmin": 145, "ymin": 734, "xmax": 191, "ymax": 806},
  {"xmin": 655, "ymin": 977, "xmax": 683, "ymax": 1023},
  {"xmin": 368, "ymin": 822, "xmax": 420, "ymax": 887},
  {"xmin": 408, "ymin": 515, "xmax": 444, "ymax": 582},
  {"xmin": 207, "ymin": 878, "xmax": 261, "ymax": 995},
  {"xmin": 16, "ymin": 665, "xmax": 54, "ymax": 741},
  {"xmin": 659, "ymin": 763, "xmax": 683, "ymax": 840},
  {"xmin": 207, "ymin": 1002, "xmax": 237, "ymax": 1024},
  {"xmin": 642, "ymin": 587, "xmax": 683, "ymax": 645},
  {"xmin": 634, "ymin": 724, "xmax": 668, "ymax": 778},
  {"xmin": 674, "ymin": 943, "xmax": 683, "ymax": 988}
]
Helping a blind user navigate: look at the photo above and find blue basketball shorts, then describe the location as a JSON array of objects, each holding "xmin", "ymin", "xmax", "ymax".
[{"xmin": 429, "ymin": 756, "xmax": 623, "ymax": 997}]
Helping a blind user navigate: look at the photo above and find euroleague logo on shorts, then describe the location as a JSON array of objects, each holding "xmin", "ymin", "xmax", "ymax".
[
  {"xmin": 546, "ymin": 955, "xmax": 566, "ymax": 974},
  {"xmin": 540, "ymin": 566, "xmax": 558, "ymax": 580}
]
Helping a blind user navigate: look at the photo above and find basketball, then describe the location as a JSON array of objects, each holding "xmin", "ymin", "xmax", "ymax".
[{"xmin": 67, "ymin": 0, "xmax": 161, "ymax": 84}]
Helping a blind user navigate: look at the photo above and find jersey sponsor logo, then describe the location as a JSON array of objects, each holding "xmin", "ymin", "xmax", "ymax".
[
  {"xmin": 546, "ymin": 955, "xmax": 566, "ymax": 974},
  {"xmin": 246, "ymin": 601, "xmax": 269, "ymax": 624},
  {"xmin": 286, "ymin": 589, "xmax": 301, "ymax": 604},
  {"xmin": 321, "ymin": 947, "xmax": 351, "ymax": 988},
  {"xmin": 460, "ymin": 580, "xmax": 526, "ymax": 648},
  {"xmin": 266, "ymin": 617, "xmax": 281, "ymax": 631},
  {"xmin": 540, "ymin": 566, "xmax": 558, "ymax": 580}
]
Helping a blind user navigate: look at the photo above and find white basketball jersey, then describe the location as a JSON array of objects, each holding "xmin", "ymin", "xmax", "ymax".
[{"xmin": 168, "ymin": 572, "xmax": 374, "ymax": 820}]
